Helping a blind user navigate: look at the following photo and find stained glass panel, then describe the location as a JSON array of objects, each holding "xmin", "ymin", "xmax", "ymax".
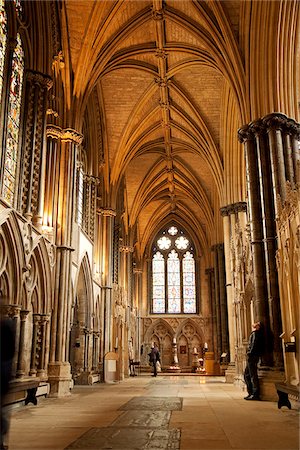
[
  {"xmin": 3, "ymin": 33, "xmax": 24, "ymax": 203},
  {"xmin": 3, "ymin": 33, "xmax": 24, "ymax": 204},
  {"xmin": 183, "ymin": 252, "xmax": 196, "ymax": 313},
  {"xmin": 157, "ymin": 235, "xmax": 171, "ymax": 250},
  {"xmin": 168, "ymin": 226, "xmax": 178, "ymax": 236},
  {"xmin": 175, "ymin": 236, "xmax": 189, "ymax": 250},
  {"xmin": 13, "ymin": 0, "xmax": 22, "ymax": 17},
  {"xmin": 0, "ymin": 0, "xmax": 7, "ymax": 105},
  {"xmin": 167, "ymin": 250, "xmax": 180, "ymax": 313},
  {"xmin": 152, "ymin": 252, "xmax": 165, "ymax": 313}
]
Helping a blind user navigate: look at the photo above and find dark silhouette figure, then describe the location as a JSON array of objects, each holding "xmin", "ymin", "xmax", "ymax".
[
  {"xmin": 148, "ymin": 344, "xmax": 160, "ymax": 377},
  {"xmin": 1, "ymin": 317, "xmax": 16, "ymax": 450},
  {"xmin": 244, "ymin": 322, "xmax": 264, "ymax": 401}
]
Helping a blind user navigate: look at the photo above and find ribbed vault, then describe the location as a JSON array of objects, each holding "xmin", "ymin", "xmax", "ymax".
[{"xmin": 63, "ymin": 0, "xmax": 299, "ymax": 261}]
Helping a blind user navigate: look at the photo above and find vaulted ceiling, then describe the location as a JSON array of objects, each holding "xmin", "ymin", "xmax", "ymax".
[{"xmin": 61, "ymin": 0, "xmax": 299, "ymax": 261}]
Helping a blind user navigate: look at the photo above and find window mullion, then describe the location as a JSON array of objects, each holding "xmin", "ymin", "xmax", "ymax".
[
  {"xmin": 165, "ymin": 253, "xmax": 168, "ymax": 313},
  {"xmin": 180, "ymin": 255, "xmax": 184, "ymax": 313}
]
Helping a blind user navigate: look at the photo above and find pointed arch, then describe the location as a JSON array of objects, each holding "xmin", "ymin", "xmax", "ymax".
[{"xmin": 0, "ymin": 209, "xmax": 26, "ymax": 304}]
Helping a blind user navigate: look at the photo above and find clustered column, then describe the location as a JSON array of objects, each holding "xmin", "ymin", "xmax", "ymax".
[
  {"xmin": 211, "ymin": 245, "xmax": 229, "ymax": 362},
  {"xmin": 100, "ymin": 208, "xmax": 116, "ymax": 355},
  {"xmin": 20, "ymin": 70, "xmax": 52, "ymax": 227},
  {"xmin": 220, "ymin": 202, "xmax": 247, "ymax": 367},
  {"xmin": 238, "ymin": 113, "xmax": 300, "ymax": 367},
  {"xmin": 47, "ymin": 128, "xmax": 83, "ymax": 396}
]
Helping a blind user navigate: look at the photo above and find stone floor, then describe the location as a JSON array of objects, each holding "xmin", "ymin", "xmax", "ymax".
[{"xmin": 6, "ymin": 375, "xmax": 299, "ymax": 450}]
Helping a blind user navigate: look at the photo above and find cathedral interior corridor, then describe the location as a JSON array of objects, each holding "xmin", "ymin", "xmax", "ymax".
[
  {"xmin": 8, "ymin": 375, "xmax": 299, "ymax": 450},
  {"xmin": 0, "ymin": 0, "xmax": 299, "ymax": 448}
]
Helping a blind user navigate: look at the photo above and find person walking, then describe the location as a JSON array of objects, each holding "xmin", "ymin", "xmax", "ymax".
[
  {"xmin": 244, "ymin": 321, "xmax": 264, "ymax": 401},
  {"xmin": 149, "ymin": 343, "xmax": 160, "ymax": 377}
]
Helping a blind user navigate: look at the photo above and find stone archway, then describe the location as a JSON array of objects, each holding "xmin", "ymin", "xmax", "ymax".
[{"xmin": 70, "ymin": 254, "xmax": 94, "ymax": 384}]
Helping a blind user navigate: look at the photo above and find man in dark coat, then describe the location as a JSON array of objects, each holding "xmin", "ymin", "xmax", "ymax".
[
  {"xmin": 149, "ymin": 343, "xmax": 160, "ymax": 377},
  {"xmin": 244, "ymin": 321, "xmax": 264, "ymax": 400}
]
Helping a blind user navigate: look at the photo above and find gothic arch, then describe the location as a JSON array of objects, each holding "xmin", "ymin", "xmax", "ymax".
[
  {"xmin": 0, "ymin": 210, "xmax": 26, "ymax": 305},
  {"xmin": 176, "ymin": 318, "xmax": 205, "ymax": 344},
  {"xmin": 144, "ymin": 318, "xmax": 175, "ymax": 344},
  {"xmin": 23, "ymin": 237, "xmax": 52, "ymax": 314},
  {"xmin": 74, "ymin": 253, "xmax": 94, "ymax": 329}
]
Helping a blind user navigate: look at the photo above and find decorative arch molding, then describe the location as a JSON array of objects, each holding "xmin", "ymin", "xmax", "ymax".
[
  {"xmin": 24, "ymin": 236, "xmax": 52, "ymax": 314},
  {"xmin": 0, "ymin": 209, "xmax": 26, "ymax": 305},
  {"xmin": 74, "ymin": 252, "xmax": 94, "ymax": 330},
  {"xmin": 176, "ymin": 318, "xmax": 205, "ymax": 344},
  {"xmin": 144, "ymin": 318, "xmax": 175, "ymax": 344}
]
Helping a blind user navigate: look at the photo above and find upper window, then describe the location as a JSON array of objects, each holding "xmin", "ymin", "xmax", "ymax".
[
  {"xmin": 0, "ymin": 0, "xmax": 25, "ymax": 206},
  {"xmin": 151, "ymin": 225, "xmax": 197, "ymax": 314}
]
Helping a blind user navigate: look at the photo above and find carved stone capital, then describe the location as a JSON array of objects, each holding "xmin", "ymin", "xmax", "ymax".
[
  {"xmin": 238, "ymin": 124, "xmax": 254, "ymax": 143},
  {"xmin": 100, "ymin": 208, "xmax": 116, "ymax": 217},
  {"xmin": 119, "ymin": 245, "xmax": 134, "ymax": 253},
  {"xmin": 61, "ymin": 128, "xmax": 83, "ymax": 145},
  {"xmin": 221, "ymin": 202, "xmax": 247, "ymax": 216},
  {"xmin": 20, "ymin": 310, "xmax": 30, "ymax": 321},
  {"xmin": 26, "ymin": 70, "xmax": 53, "ymax": 90},
  {"xmin": 46, "ymin": 124, "xmax": 62, "ymax": 140}
]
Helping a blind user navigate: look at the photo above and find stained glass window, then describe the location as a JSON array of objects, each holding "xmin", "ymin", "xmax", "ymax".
[
  {"xmin": 175, "ymin": 236, "xmax": 189, "ymax": 250},
  {"xmin": 151, "ymin": 225, "xmax": 197, "ymax": 314},
  {"xmin": 13, "ymin": 0, "xmax": 22, "ymax": 17},
  {"xmin": 167, "ymin": 250, "xmax": 181, "ymax": 313},
  {"xmin": 168, "ymin": 226, "xmax": 178, "ymax": 236},
  {"xmin": 183, "ymin": 252, "xmax": 196, "ymax": 313},
  {"xmin": 2, "ymin": 33, "xmax": 24, "ymax": 204},
  {"xmin": 152, "ymin": 251, "xmax": 165, "ymax": 313},
  {"xmin": 157, "ymin": 236, "xmax": 171, "ymax": 250},
  {"xmin": 0, "ymin": 0, "xmax": 7, "ymax": 105}
]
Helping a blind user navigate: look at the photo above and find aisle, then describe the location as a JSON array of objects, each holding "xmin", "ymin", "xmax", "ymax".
[{"xmin": 7, "ymin": 375, "xmax": 299, "ymax": 450}]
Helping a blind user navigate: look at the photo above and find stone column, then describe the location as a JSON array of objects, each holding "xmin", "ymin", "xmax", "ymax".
[
  {"xmin": 100, "ymin": 208, "xmax": 116, "ymax": 356},
  {"xmin": 16, "ymin": 310, "xmax": 30, "ymax": 378},
  {"xmin": 238, "ymin": 113, "xmax": 300, "ymax": 375},
  {"xmin": 238, "ymin": 126, "xmax": 270, "ymax": 358},
  {"xmin": 30, "ymin": 314, "xmax": 41, "ymax": 377},
  {"xmin": 37, "ymin": 314, "xmax": 50, "ymax": 379},
  {"xmin": 205, "ymin": 268, "xmax": 216, "ymax": 356},
  {"xmin": 217, "ymin": 244, "xmax": 229, "ymax": 361},
  {"xmin": 212, "ymin": 246, "xmax": 221, "ymax": 360},
  {"xmin": 48, "ymin": 128, "xmax": 83, "ymax": 396},
  {"xmin": 20, "ymin": 71, "xmax": 53, "ymax": 227},
  {"xmin": 133, "ymin": 268, "xmax": 142, "ymax": 361}
]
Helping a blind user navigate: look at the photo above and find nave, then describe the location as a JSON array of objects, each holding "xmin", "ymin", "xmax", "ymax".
[{"xmin": 8, "ymin": 376, "xmax": 299, "ymax": 450}]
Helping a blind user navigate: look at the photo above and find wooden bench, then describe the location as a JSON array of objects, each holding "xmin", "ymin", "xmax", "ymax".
[
  {"xmin": 275, "ymin": 383, "xmax": 299, "ymax": 409},
  {"xmin": 4, "ymin": 378, "xmax": 40, "ymax": 406}
]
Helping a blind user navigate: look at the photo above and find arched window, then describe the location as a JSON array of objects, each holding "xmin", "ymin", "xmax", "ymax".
[
  {"xmin": 0, "ymin": 1, "xmax": 25, "ymax": 206},
  {"xmin": 0, "ymin": 0, "xmax": 7, "ymax": 104},
  {"xmin": 151, "ymin": 225, "xmax": 197, "ymax": 314},
  {"xmin": 3, "ymin": 33, "xmax": 24, "ymax": 203}
]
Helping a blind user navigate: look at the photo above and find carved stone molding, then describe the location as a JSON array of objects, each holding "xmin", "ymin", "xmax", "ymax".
[
  {"xmin": 239, "ymin": 113, "xmax": 300, "ymax": 142},
  {"xmin": 155, "ymin": 76, "xmax": 170, "ymax": 87},
  {"xmin": 155, "ymin": 49, "xmax": 168, "ymax": 59},
  {"xmin": 99, "ymin": 208, "xmax": 116, "ymax": 217},
  {"xmin": 119, "ymin": 245, "xmax": 134, "ymax": 253},
  {"xmin": 61, "ymin": 128, "xmax": 83, "ymax": 145},
  {"xmin": 26, "ymin": 70, "xmax": 53, "ymax": 90},
  {"xmin": 220, "ymin": 202, "xmax": 247, "ymax": 216},
  {"xmin": 151, "ymin": 8, "xmax": 164, "ymax": 21},
  {"xmin": 46, "ymin": 124, "xmax": 62, "ymax": 140}
]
